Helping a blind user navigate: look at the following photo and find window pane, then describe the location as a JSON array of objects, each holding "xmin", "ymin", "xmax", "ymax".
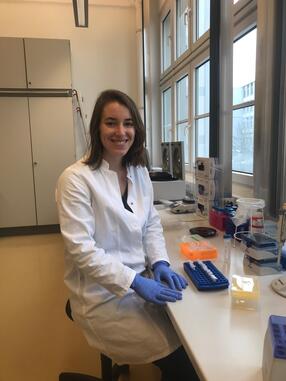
[
  {"xmin": 232, "ymin": 106, "xmax": 254, "ymax": 173},
  {"xmin": 195, "ymin": 61, "xmax": 210, "ymax": 115},
  {"xmin": 162, "ymin": 88, "xmax": 172, "ymax": 142},
  {"xmin": 196, "ymin": 0, "xmax": 210, "ymax": 39},
  {"xmin": 196, "ymin": 117, "xmax": 209, "ymax": 157},
  {"xmin": 233, "ymin": 29, "xmax": 257, "ymax": 105},
  {"xmin": 176, "ymin": 75, "xmax": 188, "ymax": 121},
  {"xmin": 177, "ymin": 122, "xmax": 189, "ymax": 164},
  {"xmin": 176, "ymin": 0, "xmax": 189, "ymax": 58},
  {"xmin": 162, "ymin": 12, "xmax": 171, "ymax": 71}
]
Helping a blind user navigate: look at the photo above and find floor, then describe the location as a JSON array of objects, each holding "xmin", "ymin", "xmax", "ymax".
[{"xmin": 0, "ymin": 233, "xmax": 160, "ymax": 381}]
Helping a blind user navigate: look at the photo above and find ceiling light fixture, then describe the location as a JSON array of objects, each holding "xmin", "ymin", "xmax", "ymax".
[{"xmin": 72, "ymin": 0, "xmax": 88, "ymax": 28}]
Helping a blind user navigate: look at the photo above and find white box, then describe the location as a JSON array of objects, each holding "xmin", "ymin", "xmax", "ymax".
[
  {"xmin": 195, "ymin": 157, "xmax": 216, "ymax": 179},
  {"xmin": 152, "ymin": 180, "xmax": 186, "ymax": 201},
  {"xmin": 195, "ymin": 177, "xmax": 216, "ymax": 200}
]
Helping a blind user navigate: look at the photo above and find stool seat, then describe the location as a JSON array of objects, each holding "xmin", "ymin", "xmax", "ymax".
[{"xmin": 59, "ymin": 300, "xmax": 129, "ymax": 381}]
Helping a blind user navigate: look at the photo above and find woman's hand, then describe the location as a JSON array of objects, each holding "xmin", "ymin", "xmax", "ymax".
[
  {"xmin": 153, "ymin": 261, "xmax": 188, "ymax": 291},
  {"xmin": 131, "ymin": 274, "xmax": 182, "ymax": 305}
]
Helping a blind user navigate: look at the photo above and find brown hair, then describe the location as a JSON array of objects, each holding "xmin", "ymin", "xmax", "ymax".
[{"xmin": 84, "ymin": 89, "xmax": 146, "ymax": 169}]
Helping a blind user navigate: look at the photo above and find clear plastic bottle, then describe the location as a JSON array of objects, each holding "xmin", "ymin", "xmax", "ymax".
[{"xmin": 223, "ymin": 233, "xmax": 232, "ymax": 264}]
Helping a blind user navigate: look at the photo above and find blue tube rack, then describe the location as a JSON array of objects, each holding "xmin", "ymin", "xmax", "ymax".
[{"xmin": 184, "ymin": 261, "xmax": 229, "ymax": 291}]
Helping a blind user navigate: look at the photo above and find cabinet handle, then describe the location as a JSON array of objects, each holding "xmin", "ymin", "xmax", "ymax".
[{"xmin": 33, "ymin": 161, "xmax": 38, "ymax": 165}]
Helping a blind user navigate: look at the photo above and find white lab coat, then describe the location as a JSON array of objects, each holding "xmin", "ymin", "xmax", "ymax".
[{"xmin": 56, "ymin": 159, "xmax": 180, "ymax": 364}]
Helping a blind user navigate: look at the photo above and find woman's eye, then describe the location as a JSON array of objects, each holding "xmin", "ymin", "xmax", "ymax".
[
  {"xmin": 106, "ymin": 121, "xmax": 116, "ymax": 127},
  {"xmin": 124, "ymin": 121, "xmax": 134, "ymax": 127}
]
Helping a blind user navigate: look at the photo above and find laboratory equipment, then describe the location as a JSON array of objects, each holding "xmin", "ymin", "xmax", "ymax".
[
  {"xmin": 232, "ymin": 198, "xmax": 265, "ymax": 234},
  {"xmin": 262, "ymin": 315, "xmax": 286, "ymax": 381},
  {"xmin": 183, "ymin": 260, "xmax": 229, "ymax": 291},
  {"xmin": 230, "ymin": 274, "xmax": 260, "ymax": 310},
  {"xmin": 170, "ymin": 200, "xmax": 196, "ymax": 214},
  {"xmin": 240, "ymin": 232, "xmax": 283, "ymax": 275},
  {"xmin": 271, "ymin": 276, "xmax": 286, "ymax": 298},
  {"xmin": 189, "ymin": 227, "xmax": 217, "ymax": 238},
  {"xmin": 152, "ymin": 180, "xmax": 186, "ymax": 201}
]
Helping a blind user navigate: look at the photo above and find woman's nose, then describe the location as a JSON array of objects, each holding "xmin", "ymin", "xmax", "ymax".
[{"xmin": 115, "ymin": 123, "xmax": 125, "ymax": 134}]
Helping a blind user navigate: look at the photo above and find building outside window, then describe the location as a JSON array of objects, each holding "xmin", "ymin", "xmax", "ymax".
[
  {"xmin": 195, "ymin": 60, "xmax": 210, "ymax": 157},
  {"xmin": 162, "ymin": 87, "xmax": 172, "ymax": 142},
  {"xmin": 176, "ymin": 75, "xmax": 189, "ymax": 163},
  {"xmin": 196, "ymin": 0, "xmax": 210, "ymax": 40},
  {"xmin": 176, "ymin": 0, "xmax": 189, "ymax": 58},
  {"xmin": 162, "ymin": 11, "xmax": 171, "ymax": 71},
  {"xmin": 232, "ymin": 28, "xmax": 257, "ymax": 174}
]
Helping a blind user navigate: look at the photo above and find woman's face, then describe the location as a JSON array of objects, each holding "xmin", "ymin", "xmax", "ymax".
[{"xmin": 99, "ymin": 102, "xmax": 135, "ymax": 161}]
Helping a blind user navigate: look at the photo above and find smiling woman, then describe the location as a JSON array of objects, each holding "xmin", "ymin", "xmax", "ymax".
[{"xmin": 56, "ymin": 89, "xmax": 200, "ymax": 380}]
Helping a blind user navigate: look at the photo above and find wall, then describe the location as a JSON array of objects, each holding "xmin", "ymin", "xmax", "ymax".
[{"xmin": 0, "ymin": 0, "xmax": 138, "ymax": 158}]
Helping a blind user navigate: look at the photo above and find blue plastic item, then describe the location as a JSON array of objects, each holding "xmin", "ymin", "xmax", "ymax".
[
  {"xmin": 268, "ymin": 315, "xmax": 286, "ymax": 359},
  {"xmin": 183, "ymin": 261, "xmax": 229, "ymax": 291}
]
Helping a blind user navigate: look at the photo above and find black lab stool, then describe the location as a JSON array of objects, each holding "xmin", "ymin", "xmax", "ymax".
[{"xmin": 59, "ymin": 300, "xmax": 129, "ymax": 381}]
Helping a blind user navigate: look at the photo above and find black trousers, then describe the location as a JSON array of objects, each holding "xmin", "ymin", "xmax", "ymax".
[{"xmin": 153, "ymin": 346, "xmax": 200, "ymax": 381}]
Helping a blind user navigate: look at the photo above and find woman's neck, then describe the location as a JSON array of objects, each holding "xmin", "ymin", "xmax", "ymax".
[{"xmin": 103, "ymin": 154, "xmax": 124, "ymax": 173}]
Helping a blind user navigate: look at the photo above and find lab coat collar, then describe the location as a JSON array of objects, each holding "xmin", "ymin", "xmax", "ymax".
[{"xmin": 100, "ymin": 159, "xmax": 134, "ymax": 184}]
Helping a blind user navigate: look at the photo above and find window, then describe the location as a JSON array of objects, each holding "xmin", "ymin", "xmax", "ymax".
[
  {"xmin": 162, "ymin": 87, "xmax": 172, "ymax": 142},
  {"xmin": 176, "ymin": 0, "xmax": 189, "ymax": 58},
  {"xmin": 195, "ymin": 60, "xmax": 210, "ymax": 157},
  {"xmin": 176, "ymin": 75, "xmax": 189, "ymax": 163},
  {"xmin": 196, "ymin": 0, "xmax": 210, "ymax": 40},
  {"xmin": 162, "ymin": 11, "xmax": 171, "ymax": 71},
  {"xmin": 232, "ymin": 28, "xmax": 257, "ymax": 174}
]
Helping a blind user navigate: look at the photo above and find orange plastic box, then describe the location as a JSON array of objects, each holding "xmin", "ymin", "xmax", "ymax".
[{"xmin": 179, "ymin": 240, "xmax": 218, "ymax": 261}]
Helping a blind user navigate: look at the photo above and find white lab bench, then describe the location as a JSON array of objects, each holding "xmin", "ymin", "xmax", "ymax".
[{"xmin": 158, "ymin": 209, "xmax": 286, "ymax": 381}]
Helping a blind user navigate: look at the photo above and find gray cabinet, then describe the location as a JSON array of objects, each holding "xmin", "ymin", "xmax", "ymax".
[
  {"xmin": 0, "ymin": 38, "xmax": 27, "ymax": 88},
  {"xmin": 0, "ymin": 37, "xmax": 72, "ymax": 89},
  {"xmin": 0, "ymin": 97, "xmax": 75, "ymax": 228},
  {"xmin": 0, "ymin": 98, "xmax": 37, "ymax": 228},
  {"xmin": 0, "ymin": 37, "xmax": 74, "ymax": 229},
  {"xmin": 25, "ymin": 38, "xmax": 72, "ymax": 89},
  {"xmin": 29, "ymin": 97, "xmax": 75, "ymax": 225}
]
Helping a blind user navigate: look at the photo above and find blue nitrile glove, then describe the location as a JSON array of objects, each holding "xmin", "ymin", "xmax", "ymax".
[
  {"xmin": 131, "ymin": 274, "xmax": 182, "ymax": 305},
  {"xmin": 152, "ymin": 261, "xmax": 188, "ymax": 291}
]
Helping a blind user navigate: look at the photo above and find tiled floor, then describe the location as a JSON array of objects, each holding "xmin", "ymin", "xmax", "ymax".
[{"xmin": 0, "ymin": 233, "xmax": 160, "ymax": 381}]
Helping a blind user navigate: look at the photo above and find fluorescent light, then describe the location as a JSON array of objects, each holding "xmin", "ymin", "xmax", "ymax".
[{"xmin": 72, "ymin": 0, "xmax": 88, "ymax": 28}]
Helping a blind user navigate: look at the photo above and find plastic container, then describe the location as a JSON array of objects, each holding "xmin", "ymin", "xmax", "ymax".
[
  {"xmin": 235, "ymin": 198, "xmax": 265, "ymax": 234},
  {"xmin": 223, "ymin": 234, "xmax": 232, "ymax": 264},
  {"xmin": 179, "ymin": 240, "xmax": 218, "ymax": 261},
  {"xmin": 209, "ymin": 207, "xmax": 226, "ymax": 231},
  {"xmin": 231, "ymin": 274, "xmax": 260, "ymax": 310}
]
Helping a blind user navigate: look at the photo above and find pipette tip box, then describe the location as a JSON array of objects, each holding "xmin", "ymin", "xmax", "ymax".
[{"xmin": 262, "ymin": 315, "xmax": 286, "ymax": 381}]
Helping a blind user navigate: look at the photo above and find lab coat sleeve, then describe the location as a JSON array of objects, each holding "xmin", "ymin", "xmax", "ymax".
[
  {"xmin": 56, "ymin": 169, "xmax": 136, "ymax": 297},
  {"xmin": 141, "ymin": 168, "xmax": 170, "ymax": 267}
]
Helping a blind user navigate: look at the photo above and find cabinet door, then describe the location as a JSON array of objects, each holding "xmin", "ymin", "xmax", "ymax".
[
  {"xmin": 24, "ymin": 38, "xmax": 72, "ymax": 89},
  {"xmin": 0, "ymin": 37, "xmax": 27, "ymax": 88},
  {"xmin": 0, "ymin": 98, "xmax": 36, "ymax": 227},
  {"xmin": 29, "ymin": 97, "xmax": 75, "ymax": 225}
]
